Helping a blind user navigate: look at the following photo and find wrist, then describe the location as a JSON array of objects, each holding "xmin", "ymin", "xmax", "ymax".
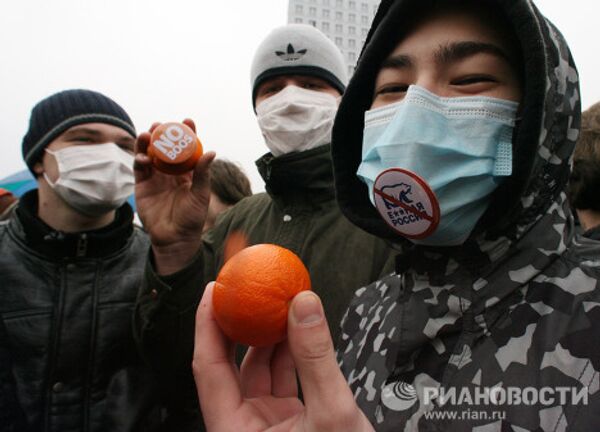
[{"xmin": 152, "ymin": 239, "xmax": 202, "ymax": 275}]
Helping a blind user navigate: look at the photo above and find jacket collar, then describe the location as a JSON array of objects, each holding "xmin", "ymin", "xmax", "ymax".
[
  {"xmin": 255, "ymin": 144, "xmax": 336, "ymax": 206},
  {"xmin": 12, "ymin": 189, "xmax": 134, "ymax": 259}
]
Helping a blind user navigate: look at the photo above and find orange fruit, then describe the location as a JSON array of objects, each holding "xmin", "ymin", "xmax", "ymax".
[
  {"xmin": 213, "ymin": 244, "xmax": 312, "ymax": 347},
  {"xmin": 148, "ymin": 122, "xmax": 203, "ymax": 175}
]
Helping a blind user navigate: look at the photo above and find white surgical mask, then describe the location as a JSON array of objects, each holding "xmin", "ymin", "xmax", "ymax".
[
  {"xmin": 44, "ymin": 143, "xmax": 134, "ymax": 216},
  {"xmin": 256, "ymin": 85, "xmax": 338, "ymax": 156}
]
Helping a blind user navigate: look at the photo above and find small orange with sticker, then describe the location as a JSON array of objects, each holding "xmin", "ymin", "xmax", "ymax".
[{"xmin": 148, "ymin": 122, "xmax": 203, "ymax": 175}]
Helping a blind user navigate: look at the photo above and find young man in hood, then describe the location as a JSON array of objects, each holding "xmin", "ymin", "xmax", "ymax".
[
  {"xmin": 191, "ymin": 0, "xmax": 600, "ymax": 431},
  {"xmin": 0, "ymin": 89, "xmax": 172, "ymax": 430},
  {"xmin": 133, "ymin": 22, "xmax": 395, "ymax": 400}
]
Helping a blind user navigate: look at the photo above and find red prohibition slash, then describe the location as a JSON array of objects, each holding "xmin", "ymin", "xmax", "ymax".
[{"xmin": 374, "ymin": 188, "xmax": 434, "ymax": 222}]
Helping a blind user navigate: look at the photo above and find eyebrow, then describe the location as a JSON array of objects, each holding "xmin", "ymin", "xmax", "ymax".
[
  {"xmin": 260, "ymin": 76, "xmax": 288, "ymax": 87},
  {"xmin": 380, "ymin": 54, "xmax": 413, "ymax": 70},
  {"xmin": 63, "ymin": 126, "xmax": 135, "ymax": 148},
  {"xmin": 435, "ymin": 41, "xmax": 510, "ymax": 65},
  {"xmin": 380, "ymin": 41, "xmax": 510, "ymax": 71},
  {"xmin": 63, "ymin": 127, "xmax": 102, "ymax": 138}
]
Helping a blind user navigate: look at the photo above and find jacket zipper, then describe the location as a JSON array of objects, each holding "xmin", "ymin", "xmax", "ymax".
[
  {"xmin": 46, "ymin": 263, "xmax": 68, "ymax": 431},
  {"xmin": 265, "ymin": 163, "xmax": 273, "ymax": 182},
  {"xmin": 76, "ymin": 234, "xmax": 88, "ymax": 257},
  {"xmin": 399, "ymin": 272, "xmax": 409, "ymax": 302},
  {"xmin": 83, "ymin": 263, "xmax": 101, "ymax": 432}
]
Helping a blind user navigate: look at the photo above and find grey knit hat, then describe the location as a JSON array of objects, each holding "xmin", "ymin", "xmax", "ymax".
[
  {"xmin": 22, "ymin": 89, "xmax": 136, "ymax": 174},
  {"xmin": 250, "ymin": 24, "xmax": 348, "ymax": 106}
]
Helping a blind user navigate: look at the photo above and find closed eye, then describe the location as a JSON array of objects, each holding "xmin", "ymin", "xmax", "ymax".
[
  {"xmin": 451, "ymin": 75, "xmax": 498, "ymax": 86},
  {"xmin": 297, "ymin": 77, "xmax": 329, "ymax": 91},
  {"xmin": 302, "ymin": 82, "xmax": 322, "ymax": 90},
  {"xmin": 263, "ymin": 85, "xmax": 283, "ymax": 95},
  {"xmin": 116, "ymin": 140, "xmax": 135, "ymax": 153},
  {"xmin": 375, "ymin": 84, "xmax": 408, "ymax": 97},
  {"xmin": 70, "ymin": 136, "xmax": 94, "ymax": 143},
  {"xmin": 375, "ymin": 84, "xmax": 410, "ymax": 96}
]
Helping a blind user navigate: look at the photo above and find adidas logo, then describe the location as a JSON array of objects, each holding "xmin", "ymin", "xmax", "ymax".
[{"xmin": 275, "ymin": 44, "xmax": 307, "ymax": 61}]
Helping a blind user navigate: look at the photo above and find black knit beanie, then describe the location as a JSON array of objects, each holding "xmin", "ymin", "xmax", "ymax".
[{"xmin": 22, "ymin": 89, "xmax": 137, "ymax": 174}]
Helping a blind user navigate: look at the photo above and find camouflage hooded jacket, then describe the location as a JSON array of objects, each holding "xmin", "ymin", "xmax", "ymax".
[{"xmin": 331, "ymin": 0, "xmax": 600, "ymax": 430}]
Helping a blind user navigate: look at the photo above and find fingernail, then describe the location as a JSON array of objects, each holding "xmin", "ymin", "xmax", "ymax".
[{"xmin": 292, "ymin": 291, "xmax": 323, "ymax": 326}]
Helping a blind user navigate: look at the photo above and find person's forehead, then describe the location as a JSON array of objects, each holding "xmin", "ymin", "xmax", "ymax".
[
  {"xmin": 389, "ymin": 9, "xmax": 512, "ymax": 56},
  {"xmin": 59, "ymin": 122, "xmax": 134, "ymax": 140}
]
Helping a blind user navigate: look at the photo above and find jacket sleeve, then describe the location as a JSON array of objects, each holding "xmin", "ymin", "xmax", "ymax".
[
  {"xmin": 132, "ymin": 210, "xmax": 234, "ymax": 428},
  {"xmin": 133, "ymin": 247, "xmax": 206, "ymax": 429},
  {"xmin": 0, "ymin": 319, "xmax": 26, "ymax": 432}
]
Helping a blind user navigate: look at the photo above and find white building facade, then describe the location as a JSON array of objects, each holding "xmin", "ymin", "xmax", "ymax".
[{"xmin": 287, "ymin": 0, "xmax": 380, "ymax": 77}]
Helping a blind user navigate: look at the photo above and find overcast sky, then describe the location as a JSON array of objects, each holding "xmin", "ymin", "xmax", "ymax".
[{"xmin": 1, "ymin": 0, "xmax": 598, "ymax": 192}]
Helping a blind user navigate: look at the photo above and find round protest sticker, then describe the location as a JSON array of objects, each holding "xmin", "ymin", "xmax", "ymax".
[{"xmin": 373, "ymin": 168, "xmax": 440, "ymax": 239}]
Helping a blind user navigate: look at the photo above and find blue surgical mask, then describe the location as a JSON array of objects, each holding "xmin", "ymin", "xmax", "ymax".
[{"xmin": 357, "ymin": 85, "xmax": 518, "ymax": 246}]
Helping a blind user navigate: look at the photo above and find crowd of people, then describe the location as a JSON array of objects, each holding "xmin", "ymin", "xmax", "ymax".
[{"xmin": 1, "ymin": 0, "xmax": 599, "ymax": 431}]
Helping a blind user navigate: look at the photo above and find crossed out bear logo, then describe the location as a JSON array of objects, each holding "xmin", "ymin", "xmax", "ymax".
[{"xmin": 381, "ymin": 182, "xmax": 414, "ymax": 209}]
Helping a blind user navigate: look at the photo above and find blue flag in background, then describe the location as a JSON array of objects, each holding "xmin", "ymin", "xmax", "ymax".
[{"xmin": 0, "ymin": 170, "xmax": 137, "ymax": 211}]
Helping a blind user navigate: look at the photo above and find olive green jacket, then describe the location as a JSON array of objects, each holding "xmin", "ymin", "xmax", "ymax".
[{"xmin": 134, "ymin": 145, "xmax": 396, "ymax": 428}]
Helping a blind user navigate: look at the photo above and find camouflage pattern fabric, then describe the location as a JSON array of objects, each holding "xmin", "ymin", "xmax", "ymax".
[{"xmin": 334, "ymin": 0, "xmax": 600, "ymax": 430}]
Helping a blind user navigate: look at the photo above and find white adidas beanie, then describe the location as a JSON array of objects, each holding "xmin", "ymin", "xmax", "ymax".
[{"xmin": 250, "ymin": 24, "xmax": 348, "ymax": 107}]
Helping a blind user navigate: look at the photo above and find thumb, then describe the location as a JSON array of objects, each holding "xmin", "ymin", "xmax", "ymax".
[{"xmin": 287, "ymin": 291, "xmax": 356, "ymax": 416}]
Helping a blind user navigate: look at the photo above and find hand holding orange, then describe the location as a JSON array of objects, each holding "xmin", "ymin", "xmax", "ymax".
[
  {"xmin": 148, "ymin": 122, "xmax": 203, "ymax": 175},
  {"xmin": 213, "ymin": 244, "xmax": 312, "ymax": 347}
]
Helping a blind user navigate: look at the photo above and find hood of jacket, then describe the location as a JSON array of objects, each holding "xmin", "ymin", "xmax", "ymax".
[{"xmin": 332, "ymin": 0, "xmax": 580, "ymax": 255}]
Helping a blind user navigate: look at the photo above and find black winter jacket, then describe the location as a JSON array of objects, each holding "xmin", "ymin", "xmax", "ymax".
[{"xmin": 0, "ymin": 191, "xmax": 162, "ymax": 432}]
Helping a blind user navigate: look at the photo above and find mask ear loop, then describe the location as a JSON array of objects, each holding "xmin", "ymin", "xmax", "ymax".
[
  {"xmin": 43, "ymin": 172, "xmax": 58, "ymax": 188},
  {"xmin": 42, "ymin": 148, "xmax": 60, "ymax": 187}
]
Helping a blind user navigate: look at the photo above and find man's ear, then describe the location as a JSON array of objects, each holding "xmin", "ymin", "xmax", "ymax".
[{"xmin": 32, "ymin": 161, "xmax": 44, "ymax": 177}]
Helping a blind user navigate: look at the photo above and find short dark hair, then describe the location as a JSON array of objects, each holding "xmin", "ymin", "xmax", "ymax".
[
  {"xmin": 568, "ymin": 102, "xmax": 600, "ymax": 211},
  {"xmin": 210, "ymin": 159, "xmax": 252, "ymax": 206}
]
